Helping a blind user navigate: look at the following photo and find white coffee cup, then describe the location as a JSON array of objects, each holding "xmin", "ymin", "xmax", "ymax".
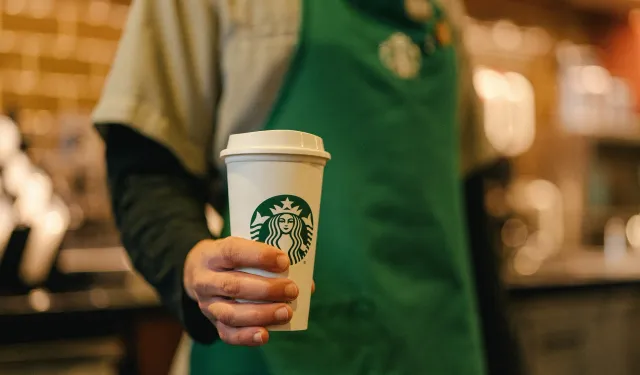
[{"xmin": 220, "ymin": 130, "xmax": 331, "ymax": 331}]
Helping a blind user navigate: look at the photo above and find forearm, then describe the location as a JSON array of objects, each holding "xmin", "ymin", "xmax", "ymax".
[{"xmin": 97, "ymin": 124, "xmax": 217, "ymax": 344}]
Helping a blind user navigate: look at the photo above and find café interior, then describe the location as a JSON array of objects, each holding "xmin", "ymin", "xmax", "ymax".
[{"xmin": 2, "ymin": 0, "xmax": 640, "ymax": 374}]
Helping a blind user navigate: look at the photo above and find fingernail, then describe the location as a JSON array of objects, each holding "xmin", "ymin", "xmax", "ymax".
[
  {"xmin": 284, "ymin": 283, "xmax": 299, "ymax": 299},
  {"xmin": 275, "ymin": 306, "xmax": 290, "ymax": 322},
  {"xmin": 253, "ymin": 331, "xmax": 264, "ymax": 344},
  {"xmin": 277, "ymin": 254, "xmax": 289, "ymax": 270}
]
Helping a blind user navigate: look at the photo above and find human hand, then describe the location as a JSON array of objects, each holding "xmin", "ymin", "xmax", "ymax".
[{"xmin": 183, "ymin": 237, "xmax": 299, "ymax": 346}]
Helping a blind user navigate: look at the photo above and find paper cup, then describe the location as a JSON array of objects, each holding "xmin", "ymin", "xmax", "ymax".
[{"xmin": 220, "ymin": 130, "xmax": 331, "ymax": 331}]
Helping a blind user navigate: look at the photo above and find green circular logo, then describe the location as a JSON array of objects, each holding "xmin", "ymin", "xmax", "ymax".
[{"xmin": 250, "ymin": 195, "xmax": 313, "ymax": 265}]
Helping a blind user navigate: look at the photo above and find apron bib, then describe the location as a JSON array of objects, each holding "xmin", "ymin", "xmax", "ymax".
[{"xmin": 192, "ymin": 0, "xmax": 486, "ymax": 373}]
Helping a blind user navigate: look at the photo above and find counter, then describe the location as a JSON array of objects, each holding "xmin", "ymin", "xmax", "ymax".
[
  {"xmin": 506, "ymin": 251, "xmax": 640, "ymax": 375},
  {"xmin": 4, "ymin": 244, "xmax": 640, "ymax": 375},
  {"xmin": 506, "ymin": 250, "xmax": 640, "ymax": 291},
  {"xmin": 0, "ymin": 272, "xmax": 158, "ymax": 316}
]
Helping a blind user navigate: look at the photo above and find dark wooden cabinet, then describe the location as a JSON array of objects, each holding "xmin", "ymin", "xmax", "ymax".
[
  {"xmin": 0, "ymin": 300, "xmax": 180, "ymax": 375},
  {"xmin": 511, "ymin": 286, "xmax": 640, "ymax": 375}
]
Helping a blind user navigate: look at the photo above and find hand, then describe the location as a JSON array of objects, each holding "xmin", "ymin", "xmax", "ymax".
[{"xmin": 184, "ymin": 237, "xmax": 299, "ymax": 346}]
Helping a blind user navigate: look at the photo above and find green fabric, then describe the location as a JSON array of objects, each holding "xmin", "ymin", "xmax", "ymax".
[{"xmin": 191, "ymin": 0, "xmax": 486, "ymax": 373}]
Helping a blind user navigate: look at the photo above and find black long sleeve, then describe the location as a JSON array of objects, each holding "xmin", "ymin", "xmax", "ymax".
[
  {"xmin": 96, "ymin": 124, "xmax": 218, "ymax": 344},
  {"xmin": 464, "ymin": 161, "xmax": 525, "ymax": 375}
]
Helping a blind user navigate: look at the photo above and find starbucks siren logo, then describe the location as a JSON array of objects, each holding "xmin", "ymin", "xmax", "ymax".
[{"xmin": 250, "ymin": 195, "xmax": 313, "ymax": 265}]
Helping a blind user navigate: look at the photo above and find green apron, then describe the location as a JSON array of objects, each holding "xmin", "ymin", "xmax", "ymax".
[{"xmin": 192, "ymin": 0, "xmax": 486, "ymax": 373}]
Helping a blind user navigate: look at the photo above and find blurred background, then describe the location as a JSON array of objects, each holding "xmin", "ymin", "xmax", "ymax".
[{"xmin": 1, "ymin": 0, "xmax": 640, "ymax": 374}]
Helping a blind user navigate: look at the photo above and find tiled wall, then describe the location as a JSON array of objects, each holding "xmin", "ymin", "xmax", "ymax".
[
  {"xmin": 0, "ymin": 0, "xmax": 128, "ymax": 142},
  {"xmin": 0, "ymin": 0, "xmax": 131, "ymax": 225}
]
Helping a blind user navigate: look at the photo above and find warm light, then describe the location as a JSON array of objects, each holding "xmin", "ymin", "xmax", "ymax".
[
  {"xmin": 507, "ymin": 179, "xmax": 564, "ymax": 255},
  {"xmin": 523, "ymin": 27, "xmax": 552, "ymax": 56},
  {"xmin": 556, "ymin": 41, "xmax": 582, "ymax": 66},
  {"xmin": 89, "ymin": 288, "xmax": 110, "ymax": 308},
  {"xmin": 473, "ymin": 67, "xmax": 508, "ymax": 100},
  {"xmin": 44, "ymin": 210, "xmax": 65, "ymax": 234},
  {"xmin": 484, "ymin": 186, "xmax": 509, "ymax": 218},
  {"xmin": 524, "ymin": 232, "xmax": 556, "ymax": 261},
  {"xmin": 503, "ymin": 72, "xmax": 536, "ymax": 156},
  {"xmin": 14, "ymin": 170, "xmax": 53, "ymax": 223},
  {"xmin": 0, "ymin": 198, "xmax": 15, "ymax": 262},
  {"xmin": 525, "ymin": 180, "xmax": 558, "ymax": 211},
  {"xmin": 505, "ymin": 72, "xmax": 533, "ymax": 102},
  {"xmin": 513, "ymin": 246, "xmax": 542, "ymax": 276},
  {"xmin": 501, "ymin": 218, "xmax": 529, "ymax": 248},
  {"xmin": 605, "ymin": 217, "xmax": 627, "ymax": 263},
  {"xmin": 627, "ymin": 215, "xmax": 640, "ymax": 249},
  {"xmin": 205, "ymin": 204, "xmax": 224, "ymax": 237},
  {"xmin": 567, "ymin": 66, "xmax": 585, "ymax": 94},
  {"xmin": 581, "ymin": 65, "xmax": 611, "ymax": 95},
  {"xmin": 20, "ymin": 197, "xmax": 70, "ymax": 286},
  {"xmin": 492, "ymin": 20, "xmax": 522, "ymax": 51},
  {"xmin": 28, "ymin": 289, "xmax": 51, "ymax": 312},
  {"xmin": 477, "ymin": 69, "xmax": 536, "ymax": 157},
  {"xmin": 464, "ymin": 22, "xmax": 489, "ymax": 55},
  {"xmin": 3, "ymin": 153, "xmax": 32, "ymax": 196},
  {"xmin": 0, "ymin": 117, "xmax": 21, "ymax": 166},
  {"xmin": 58, "ymin": 247, "xmax": 132, "ymax": 274}
]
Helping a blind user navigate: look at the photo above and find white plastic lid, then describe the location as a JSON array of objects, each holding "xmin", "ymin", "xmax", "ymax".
[{"xmin": 220, "ymin": 130, "xmax": 331, "ymax": 160}]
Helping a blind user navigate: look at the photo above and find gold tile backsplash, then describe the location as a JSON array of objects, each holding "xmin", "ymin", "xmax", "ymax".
[{"xmin": 0, "ymin": 0, "xmax": 129, "ymax": 142}]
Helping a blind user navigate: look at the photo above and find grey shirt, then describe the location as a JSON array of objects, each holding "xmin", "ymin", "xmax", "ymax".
[{"xmin": 93, "ymin": 0, "xmax": 496, "ymax": 176}]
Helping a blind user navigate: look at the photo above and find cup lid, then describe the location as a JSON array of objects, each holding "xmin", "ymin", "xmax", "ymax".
[{"xmin": 220, "ymin": 130, "xmax": 331, "ymax": 160}]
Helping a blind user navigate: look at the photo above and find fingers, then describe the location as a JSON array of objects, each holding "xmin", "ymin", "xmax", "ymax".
[
  {"xmin": 193, "ymin": 271, "xmax": 299, "ymax": 302},
  {"xmin": 208, "ymin": 237, "xmax": 289, "ymax": 273},
  {"xmin": 312, "ymin": 281, "xmax": 315, "ymax": 294},
  {"xmin": 205, "ymin": 299, "xmax": 293, "ymax": 328},
  {"xmin": 201, "ymin": 298, "xmax": 292, "ymax": 347},
  {"xmin": 215, "ymin": 321, "xmax": 270, "ymax": 346}
]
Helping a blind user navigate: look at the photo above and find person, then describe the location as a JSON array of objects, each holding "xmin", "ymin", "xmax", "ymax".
[{"xmin": 94, "ymin": 0, "xmax": 523, "ymax": 374}]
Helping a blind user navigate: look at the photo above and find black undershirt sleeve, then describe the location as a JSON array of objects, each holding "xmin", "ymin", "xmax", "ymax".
[
  {"xmin": 464, "ymin": 160, "xmax": 525, "ymax": 375},
  {"xmin": 95, "ymin": 123, "xmax": 218, "ymax": 344}
]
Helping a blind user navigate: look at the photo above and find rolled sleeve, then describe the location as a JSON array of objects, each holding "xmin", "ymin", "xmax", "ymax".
[{"xmin": 92, "ymin": 0, "xmax": 219, "ymax": 176}]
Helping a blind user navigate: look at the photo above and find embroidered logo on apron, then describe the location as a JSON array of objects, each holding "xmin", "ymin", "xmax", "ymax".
[
  {"xmin": 379, "ymin": 32, "xmax": 422, "ymax": 79},
  {"xmin": 250, "ymin": 195, "xmax": 313, "ymax": 265}
]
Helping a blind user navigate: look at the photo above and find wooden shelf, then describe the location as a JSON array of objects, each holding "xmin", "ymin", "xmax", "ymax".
[
  {"xmin": 583, "ymin": 130, "xmax": 640, "ymax": 147},
  {"xmin": 564, "ymin": 0, "xmax": 637, "ymax": 14},
  {"xmin": 561, "ymin": 125, "xmax": 640, "ymax": 147}
]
